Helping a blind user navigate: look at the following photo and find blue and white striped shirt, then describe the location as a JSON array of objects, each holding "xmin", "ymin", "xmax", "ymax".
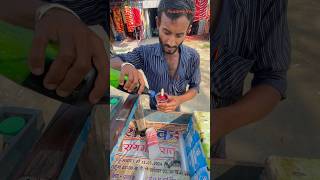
[
  {"xmin": 211, "ymin": 0, "xmax": 290, "ymax": 158},
  {"xmin": 212, "ymin": 0, "xmax": 290, "ymax": 108},
  {"xmin": 117, "ymin": 43, "xmax": 201, "ymax": 110}
]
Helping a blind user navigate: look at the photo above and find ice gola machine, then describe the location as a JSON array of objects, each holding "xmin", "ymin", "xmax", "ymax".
[{"xmin": 110, "ymin": 94, "xmax": 210, "ymax": 179}]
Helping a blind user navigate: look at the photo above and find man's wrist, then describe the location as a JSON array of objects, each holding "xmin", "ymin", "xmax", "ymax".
[
  {"xmin": 212, "ymin": 107, "xmax": 238, "ymax": 143},
  {"xmin": 121, "ymin": 62, "xmax": 135, "ymax": 70},
  {"xmin": 175, "ymin": 95, "xmax": 185, "ymax": 105},
  {"xmin": 35, "ymin": 3, "xmax": 80, "ymax": 23},
  {"xmin": 177, "ymin": 89, "xmax": 197, "ymax": 104}
]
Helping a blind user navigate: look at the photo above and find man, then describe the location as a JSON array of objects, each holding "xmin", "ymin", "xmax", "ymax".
[
  {"xmin": 0, "ymin": 0, "xmax": 108, "ymax": 104},
  {"xmin": 111, "ymin": 0, "xmax": 201, "ymax": 112},
  {"xmin": 212, "ymin": 0, "xmax": 290, "ymax": 158}
]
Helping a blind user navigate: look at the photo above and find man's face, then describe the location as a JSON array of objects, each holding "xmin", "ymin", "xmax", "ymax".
[{"xmin": 157, "ymin": 13, "xmax": 191, "ymax": 55}]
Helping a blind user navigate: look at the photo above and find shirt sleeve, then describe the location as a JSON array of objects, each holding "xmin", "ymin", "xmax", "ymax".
[
  {"xmin": 116, "ymin": 46, "xmax": 144, "ymax": 69},
  {"xmin": 189, "ymin": 51, "xmax": 201, "ymax": 93},
  {"xmin": 250, "ymin": 0, "xmax": 290, "ymax": 99},
  {"xmin": 42, "ymin": 0, "xmax": 108, "ymax": 29}
]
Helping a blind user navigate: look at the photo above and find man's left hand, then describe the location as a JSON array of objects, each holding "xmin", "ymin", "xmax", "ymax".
[{"xmin": 157, "ymin": 96, "xmax": 182, "ymax": 113}]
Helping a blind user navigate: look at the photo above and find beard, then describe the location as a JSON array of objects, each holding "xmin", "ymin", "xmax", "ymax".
[{"xmin": 159, "ymin": 37, "xmax": 183, "ymax": 55}]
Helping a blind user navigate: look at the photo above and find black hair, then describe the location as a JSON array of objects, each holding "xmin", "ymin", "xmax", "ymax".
[{"xmin": 157, "ymin": 0, "xmax": 195, "ymax": 24}]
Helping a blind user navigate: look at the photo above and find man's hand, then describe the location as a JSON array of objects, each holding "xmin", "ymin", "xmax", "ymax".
[
  {"xmin": 212, "ymin": 108, "xmax": 225, "ymax": 144},
  {"xmin": 119, "ymin": 64, "xmax": 145, "ymax": 94},
  {"xmin": 211, "ymin": 85, "xmax": 281, "ymax": 144},
  {"xmin": 28, "ymin": 9, "xmax": 107, "ymax": 104},
  {"xmin": 157, "ymin": 96, "xmax": 182, "ymax": 112}
]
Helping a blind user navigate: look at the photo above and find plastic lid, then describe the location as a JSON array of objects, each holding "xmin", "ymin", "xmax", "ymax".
[
  {"xmin": 110, "ymin": 98, "xmax": 119, "ymax": 105},
  {"xmin": 149, "ymin": 90, "xmax": 156, "ymax": 97},
  {"xmin": 0, "ymin": 116, "xmax": 26, "ymax": 136}
]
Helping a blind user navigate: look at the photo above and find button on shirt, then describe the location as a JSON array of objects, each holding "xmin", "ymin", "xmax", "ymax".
[{"xmin": 117, "ymin": 43, "xmax": 201, "ymax": 110}]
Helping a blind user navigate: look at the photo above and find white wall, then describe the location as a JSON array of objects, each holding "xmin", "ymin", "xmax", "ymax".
[{"xmin": 143, "ymin": 0, "xmax": 160, "ymax": 9}]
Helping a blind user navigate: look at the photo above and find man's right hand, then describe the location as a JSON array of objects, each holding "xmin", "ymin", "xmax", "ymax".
[
  {"xmin": 119, "ymin": 64, "xmax": 145, "ymax": 94},
  {"xmin": 28, "ymin": 8, "xmax": 107, "ymax": 104}
]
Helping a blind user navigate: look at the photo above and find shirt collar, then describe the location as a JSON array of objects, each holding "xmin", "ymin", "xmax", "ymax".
[
  {"xmin": 156, "ymin": 43, "xmax": 189, "ymax": 79},
  {"xmin": 154, "ymin": 43, "xmax": 186, "ymax": 59}
]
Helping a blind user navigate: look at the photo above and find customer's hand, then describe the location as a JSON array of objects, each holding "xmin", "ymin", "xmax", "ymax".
[{"xmin": 28, "ymin": 8, "xmax": 107, "ymax": 104}]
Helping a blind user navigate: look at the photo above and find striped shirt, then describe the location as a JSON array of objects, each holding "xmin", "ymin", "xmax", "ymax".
[
  {"xmin": 211, "ymin": 0, "xmax": 290, "ymax": 158},
  {"xmin": 117, "ymin": 43, "xmax": 201, "ymax": 110},
  {"xmin": 212, "ymin": 0, "xmax": 290, "ymax": 109},
  {"xmin": 45, "ymin": 0, "xmax": 108, "ymax": 31}
]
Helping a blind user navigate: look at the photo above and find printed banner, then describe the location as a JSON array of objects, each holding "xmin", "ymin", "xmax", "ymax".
[{"xmin": 111, "ymin": 120, "xmax": 190, "ymax": 180}]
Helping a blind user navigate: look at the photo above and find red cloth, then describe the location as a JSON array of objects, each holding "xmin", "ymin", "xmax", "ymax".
[
  {"xmin": 132, "ymin": 7, "xmax": 142, "ymax": 27},
  {"xmin": 206, "ymin": 5, "xmax": 210, "ymax": 19},
  {"xmin": 194, "ymin": 0, "xmax": 208, "ymax": 22},
  {"xmin": 112, "ymin": 7, "xmax": 124, "ymax": 33},
  {"xmin": 124, "ymin": 6, "xmax": 135, "ymax": 32}
]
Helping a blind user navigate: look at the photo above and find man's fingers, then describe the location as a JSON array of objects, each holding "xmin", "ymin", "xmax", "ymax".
[
  {"xmin": 28, "ymin": 33, "xmax": 48, "ymax": 75},
  {"xmin": 157, "ymin": 104, "xmax": 174, "ymax": 113},
  {"xmin": 90, "ymin": 35, "xmax": 108, "ymax": 103},
  {"xmin": 166, "ymin": 99, "xmax": 177, "ymax": 106},
  {"xmin": 124, "ymin": 71, "xmax": 133, "ymax": 91},
  {"xmin": 56, "ymin": 32, "xmax": 91, "ymax": 97},
  {"xmin": 164, "ymin": 109, "xmax": 174, "ymax": 113},
  {"xmin": 137, "ymin": 73, "xmax": 145, "ymax": 94},
  {"xmin": 157, "ymin": 102, "xmax": 167, "ymax": 108},
  {"xmin": 56, "ymin": 62, "xmax": 90, "ymax": 97},
  {"xmin": 157, "ymin": 106, "xmax": 166, "ymax": 112},
  {"xmin": 158, "ymin": 100, "xmax": 177, "ymax": 112},
  {"xmin": 44, "ymin": 35, "xmax": 75, "ymax": 89},
  {"xmin": 128, "ymin": 71, "xmax": 138, "ymax": 92},
  {"xmin": 119, "ymin": 69, "xmax": 126, "ymax": 86},
  {"xmin": 167, "ymin": 96, "xmax": 180, "ymax": 108},
  {"xmin": 165, "ymin": 105, "xmax": 176, "ymax": 111},
  {"xmin": 89, "ymin": 68, "xmax": 107, "ymax": 104}
]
